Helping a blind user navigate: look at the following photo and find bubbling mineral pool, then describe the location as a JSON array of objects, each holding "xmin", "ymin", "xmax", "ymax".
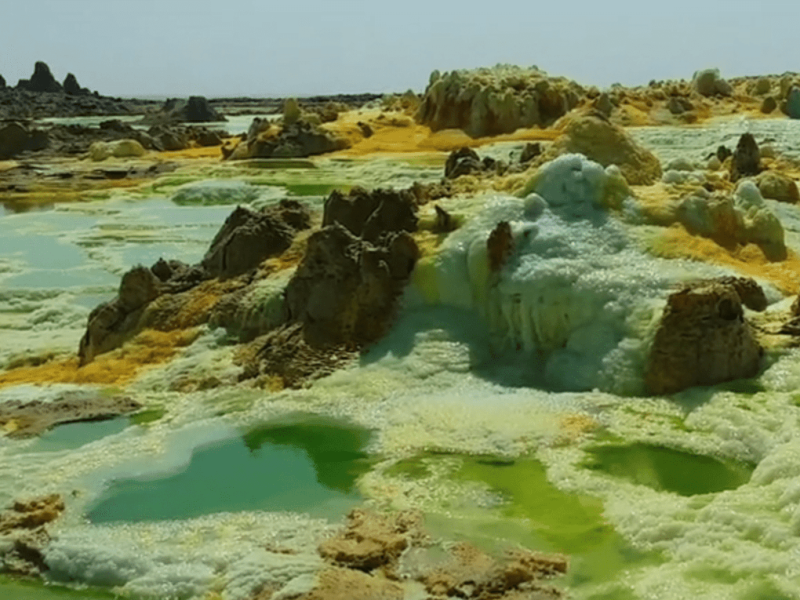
[
  {"xmin": 582, "ymin": 443, "xmax": 754, "ymax": 496},
  {"xmin": 87, "ymin": 415, "xmax": 373, "ymax": 523}
]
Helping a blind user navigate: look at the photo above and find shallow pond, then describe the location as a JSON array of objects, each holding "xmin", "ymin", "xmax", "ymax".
[{"xmin": 87, "ymin": 415, "xmax": 373, "ymax": 523}]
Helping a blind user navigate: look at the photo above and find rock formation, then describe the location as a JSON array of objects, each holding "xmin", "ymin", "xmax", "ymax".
[
  {"xmin": 548, "ymin": 113, "xmax": 662, "ymax": 185},
  {"xmin": 241, "ymin": 118, "xmax": 350, "ymax": 159},
  {"xmin": 761, "ymin": 96, "xmax": 777, "ymax": 114},
  {"xmin": 284, "ymin": 224, "xmax": 418, "ymax": 347},
  {"xmin": 16, "ymin": 61, "xmax": 62, "ymax": 93},
  {"xmin": 280, "ymin": 508, "xmax": 568, "ymax": 600},
  {"xmin": 730, "ymin": 133, "xmax": 761, "ymax": 182},
  {"xmin": 202, "ymin": 201, "xmax": 310, "ymax": 279},
  {"xmin": 0, "ymin": 494, "xmax": 64, "ymax": 576},
  {"xmin": 645, "ymin": 277, "xmax": 765, "ymax": 395},
  {"xmin": 787, "ymin": 86, "xmax": 800, "ymax": 119},
  {"xmin": 692, "ymin": 68, "xmax": 733, "ymax": 97},
  {"xmin": 242, "ymin": 225, "xmax": 419, "ymax": 387},
  {"xmin": 322, "ymin": 186, "xmax": 418, "ymax": 241},
  {"xmin": 0, "ymin": 121, "xmax": 49, "ymax": 159},
  {"xmin": 416, "ymin": 65, "xmax": 584, "ymax": 138},
  {"xmin": 63, "ymin": 73, "xmax": 88, "ymax": 95},
  {"xmin": 0, "ymin": 74, "xmax": 6, "ymax": 88},
  {"xmin": 444, "ymin": 147, "xmax": 484, "ymax": 179},
  {"xmin": 78, "ymin": 200, "xmax": 311, "ymax": 365},
  {"xmin": 756, "ymin": 171, "xmax": 800, "ymax": 204},
  {"xmin": 487, "ymin": 221, "xmax": 514, "ymax": 272},
  {"xmin": 677, "ymin": 182, "xmax": 785, "ymax": 259},
  {"xmin": 181, "ymin": 96, "xmax": 224, "ymax": 122}
]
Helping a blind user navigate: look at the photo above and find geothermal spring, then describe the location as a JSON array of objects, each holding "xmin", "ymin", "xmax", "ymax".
[{"xmin": 4, "ymin": 68, "xmax": 800, "ymax": 600}]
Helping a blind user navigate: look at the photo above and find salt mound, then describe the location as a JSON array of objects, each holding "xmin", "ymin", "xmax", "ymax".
[
  {"xmin": 548, "ymin": 113, "xmax": 662, "ymax": 185},
  {"xmin": 170, "ymin": 180, "xmax": 263, "ymax": 206},
  {"xmin": 415, "ymin": 154, "xmax": 722, "ymax": 394},
  {"xmin": 678, "ymin": 181, "xmax": 786, "ymax": 259},
  {"xmin": 88, "ymin": 139, "xmax": 146, "ymax": 161},
  {"xmin": 416, "ymin": 64, "xmax": 584, "ymax": 138}
]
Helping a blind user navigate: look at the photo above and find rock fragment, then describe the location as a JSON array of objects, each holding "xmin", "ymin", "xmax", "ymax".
[{"xmin": 646, "ymin": 277, "xmax": 765, "ymax": 395}]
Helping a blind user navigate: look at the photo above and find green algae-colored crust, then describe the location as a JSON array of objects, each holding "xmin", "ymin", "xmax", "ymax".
[
  {"xmin": 432, "ymin": 454, "xmax": 659, "ymax": 589},
  {"xmin": 129, "ymin": 407, "xmax": 166, "ymax": 426},
  {"xmin": 0, "ymin": 576, "xmax": 118, "ymax": 600},
  {"xmin": 582, "ymin": 443, "xmax": 754, "ymax": 496}
]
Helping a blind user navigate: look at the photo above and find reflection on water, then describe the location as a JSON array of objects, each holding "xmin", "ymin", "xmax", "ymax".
[
  {"xmin": 583, "ymin": 443, "xmax": 753, "ymax": 496},
  {"xmin": 88, "ymin": 415, "xmax": 372, "ymax": 523}
]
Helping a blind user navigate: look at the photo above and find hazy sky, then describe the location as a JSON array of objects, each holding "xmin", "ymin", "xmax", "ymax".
[{"xmin": 2, "ymin": 0, "xmax": 797, "ymax": 98}]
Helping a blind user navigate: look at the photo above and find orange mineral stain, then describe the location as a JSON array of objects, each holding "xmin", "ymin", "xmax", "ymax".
[
  {"xmin": 0, "ymin": 328, "xmax": 201, "ymax": 389},
  {"xmin": 649, "ymin": 225, "xmax": 800, "ymax": 294}
]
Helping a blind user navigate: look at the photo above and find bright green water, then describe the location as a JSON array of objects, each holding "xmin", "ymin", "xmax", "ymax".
[
  {"xmin": 455, "ymin": 456, "xmax": 658, "ymax": 591},
  {"xmin": 0, "ymin": 577, "xmax": 118, "ymax": 599},
  {"xmin": 582, "ymin": 443, "xmax": 754, "ymax": 496},
  {"xmin": 87, "ymin": 416, "xmax": 373, "ymax": 523},
  {"xmin": 27, "ymin": 418, "xmax": 131, "ymax": 453}
]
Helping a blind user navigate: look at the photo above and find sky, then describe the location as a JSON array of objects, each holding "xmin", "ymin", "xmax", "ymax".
[{"xmin": 1, "ymin": 0, "xmax": 798, "ymax": 99}]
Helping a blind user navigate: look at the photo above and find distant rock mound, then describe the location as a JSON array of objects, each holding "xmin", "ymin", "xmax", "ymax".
[
  {"xmin": 729, "ymin": 133, "xmax": 761, "ymax": 182},
  {"xmin": 231, "ymin": 116, "xmax": 349, "ymax": 159},
  {"xmin": 0, "ymin": 74, "xmax": 6, "ymax": 89},
  {"xmin": 646, "ymin": 277, "xmax": 765, "ymax": 395},
  {"xmin": 691, "ymin": 68, "xmax": 733, "ymax": 97},
  {"xmin": 63, "ymin": 72, "xmax": 88, "ymax": 95},
  {"xmin": 548, "ymin": 113, "xmax": 662, "ymax": 185},
  {"xmin": 786, "ymin": 86, "xmax": 800, "ymax": 119},
  {"xmin": 0, "ymin": 121, "xmax": 49, "ymax": 159},
  {"xmin": 16, "ymin": 61, "xmax": 62, "ymax": 93},
  {"xmin": 416, "ymin": 65, "xmax": 585, "ymax": 137}
]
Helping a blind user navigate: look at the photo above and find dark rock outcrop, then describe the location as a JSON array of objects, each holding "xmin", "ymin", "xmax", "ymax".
[
  {"xmin": 322, "ymin": 187, "xmax": 418, "ymax": 242},
  {"xmin": 78, "ymin": 266, "xmax": 164, "ymax": 365},
  {"xmin": 445, "ymin": 147, "xmax": 483, "ymax": 179},
  {"xmin": 16, "ymin": 61, "xmax": 62, "ymax": 93},
  {"xmin": 248, "ymin": 119, "xmax": 349, "ymax": 159},
  {"xmin": 63, "ymin": 73, "xmax": 88, "ymax": 95},
  {"xmin": 520, "ymin": 142, "xmax": 542, "ymax": 163},
  {"xmin": 202, "ymin": 200, "xmax": 311, "ymax": 279},
  {"xmin": 667, "ymin": 96, "xmax": 694, "ymax": 115},
  {"xmin": 244, "ymin": 223, "xmax": 420, "ymax": 388},
  {"xmin": 181, "ymin": 96, "xmax": 224, "ymax": 122},
  {"xmin": 786, "ymin": 87, "xmax": 800, "ymax": 119},
  {"xmin": 147, "ymin": 124, "xmax": 190, "ymax": 151},
  {"xmin": 78, "ymin": 201, "xmax": 310, "ymax": 364},
  {"xmin": 761, "ymin": 96, "xmax": 777, "ymax": 114},
  {"xmin": 487, "ymin": 221, "xmax": 514, "ymax": 272},
  {"xmin": 0, "ymin": 121, "xmax": 49, "ymax": 159},
  {"xmin": 0, "ymin": 74, "xmax": 6, "ymax": 89},
  {"xmin": 285, "ymin": 224, "xmax": 419, "ymax": 347},
  {"xmin": 730, "ymin": 133, "xmax": 761, "ymax": 182},
  {"xmin": 645, "ymin": 277, "xmax": 765, "ymax": 395}
]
